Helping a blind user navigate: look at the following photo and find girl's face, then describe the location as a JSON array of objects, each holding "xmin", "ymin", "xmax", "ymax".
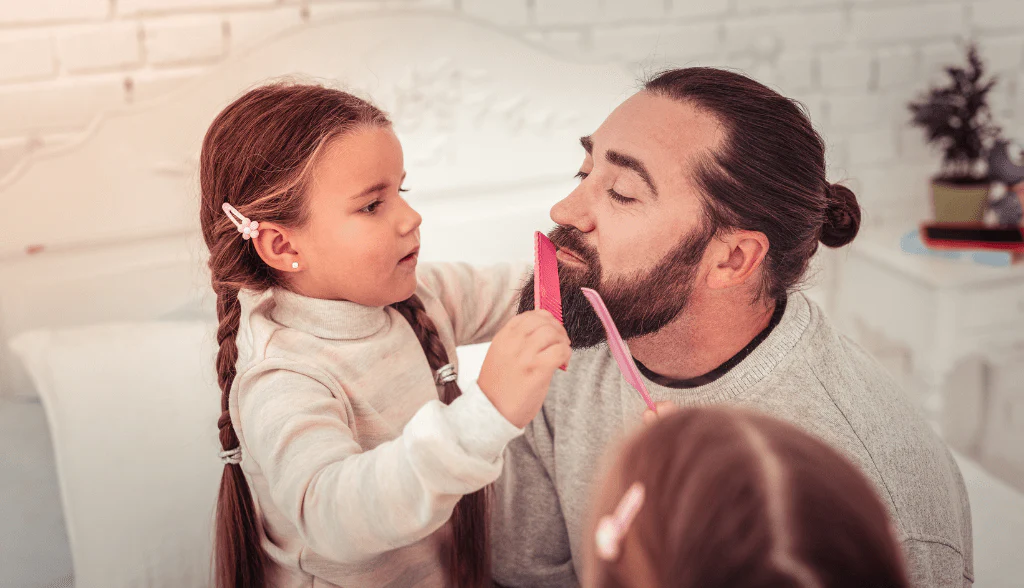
[{"xmin": 287, "ymin": 125, "xmax": 421, "ymax": 306}]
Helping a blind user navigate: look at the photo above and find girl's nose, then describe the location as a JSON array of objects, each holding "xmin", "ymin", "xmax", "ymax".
[{"xmin": 398, "ymin": 196, "xmax": 422, "ymax": 236}]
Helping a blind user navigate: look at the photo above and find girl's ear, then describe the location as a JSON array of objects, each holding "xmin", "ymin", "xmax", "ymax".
[{"xmin": 251, "ymin": 222, "xmax": 301, "ymax": 272}]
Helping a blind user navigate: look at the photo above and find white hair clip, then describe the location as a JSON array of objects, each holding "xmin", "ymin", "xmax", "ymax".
[
  {"xmin": 436, "ymin": 363, "xmax": 457, "ymax": 385},
  {"xmin": 222, "ymin": 202, "xmax": 259, "ymax": 240},
  {"xmin": 595, "ymin": 482, "xmax": 645, "ymax": 561}
]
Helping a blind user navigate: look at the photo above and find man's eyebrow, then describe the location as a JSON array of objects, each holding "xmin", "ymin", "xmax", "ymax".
[
  {"xmin": 580, "ymin": 135, "xmax": 658, "ymax": 198},
  {"xmin": 607, "ymin": 150, "xmax": 658, "ymax": 198},
  {"xmin": 580, "ymin": 135, "xmax": 593, "ymax": 154}
]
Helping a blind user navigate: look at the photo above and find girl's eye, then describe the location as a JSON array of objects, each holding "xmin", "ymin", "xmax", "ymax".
[
  {"xmin": 575, "ymin": 171, "xmax": 588, "ymax": 181},
  {"xmin": 608, "ymin": 189, "xmax": 636, "ymax": 205},
  {"xmin": 361, "ymin": 200, "xmax": 382, "ymax": 214},
  {"xmin": 399, "ymin": 186, "xmax": 410, "ymax": 193}
]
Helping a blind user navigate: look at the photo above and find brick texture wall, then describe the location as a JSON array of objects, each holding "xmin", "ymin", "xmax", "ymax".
[{"xmin": 0, "ymin": 0, "xmax": 1022, "ymax": 224}]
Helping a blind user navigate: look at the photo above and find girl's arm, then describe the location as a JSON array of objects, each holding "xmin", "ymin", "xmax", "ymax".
[
  {"xmin": 416, "ymin": 261, "xmax": 532, "ymax": 347},
  {"xmin": 235, "ymin": 359, "xmax": 522, "ymax": 562}
]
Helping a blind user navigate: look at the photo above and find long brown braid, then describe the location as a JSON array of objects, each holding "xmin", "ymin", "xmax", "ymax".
[
  {"xmin": 391, "ymin": 295, "xmax": 491, "ymax": 588},
  {"xmin": 199, "ymin": 82, "xmax": 489, "ymax": 587}
]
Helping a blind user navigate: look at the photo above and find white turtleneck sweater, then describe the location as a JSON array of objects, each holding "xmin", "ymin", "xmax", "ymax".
[{"xmin": 227, "ymin": 262, "xmax": 529, "ymax": 588}]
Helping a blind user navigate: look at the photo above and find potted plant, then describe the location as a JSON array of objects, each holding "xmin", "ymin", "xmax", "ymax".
[{"xmin": 908, "ymin": 44, "xmax": 1002, "ymax": 223}]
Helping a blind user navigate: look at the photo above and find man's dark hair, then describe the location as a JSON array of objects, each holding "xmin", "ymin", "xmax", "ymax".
[{"xmin": 645, "ymin": 68, "xmax": 861, "ymax": 301}]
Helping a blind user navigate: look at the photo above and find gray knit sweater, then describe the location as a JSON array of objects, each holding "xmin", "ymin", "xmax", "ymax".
[{"xmin": 491, "ymin": 292, "xmax": 973, "ymax": 588}]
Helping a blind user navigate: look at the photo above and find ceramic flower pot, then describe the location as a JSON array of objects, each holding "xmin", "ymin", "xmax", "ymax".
[{"xmin": 931, "ymin": 180, "xmax": 990, "ymax": 222}]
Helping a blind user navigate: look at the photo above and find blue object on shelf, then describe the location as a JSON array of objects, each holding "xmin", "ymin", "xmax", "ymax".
[{"xmin": 900, "ymin": 230, "xmax": 1012, "ymax": 267}]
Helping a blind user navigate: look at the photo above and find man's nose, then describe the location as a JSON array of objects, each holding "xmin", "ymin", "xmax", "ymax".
[{"xmin": 550, "ymin": 184, "xmax": 595, "ymax": 233}]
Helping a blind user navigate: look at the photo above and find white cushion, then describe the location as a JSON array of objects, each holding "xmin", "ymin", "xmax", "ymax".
[{"xmin": 9, "ymin": 321, "xmax": 222, "ymax": 588}]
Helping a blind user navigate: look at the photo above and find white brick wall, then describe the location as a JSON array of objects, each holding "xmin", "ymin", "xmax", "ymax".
[
  {"xmin": 671, "ymin": 0, "xmax": 730, "ymax": 19},
  {"xmin": 0, "ymin": 0, "xmax": 109, "ymax": 25},
  {"xmin": 849, "ymin": 128, "xmax": 898, "ymax": 166},
  {"xmin": 819, "ymin": 50, "xmax": 873, "ymax": 90},
  {"xmin": 58, "ymin": 23, "xmax": 142, "ymax": 73},
  {"xmin": 875, "ymin": 46, "xmax": 916, "ymax": 89},
  {"xmin": 590, "ymin": 23, "xmax": 720, "ymax": 62},
  {"xmin": 973, "ymin": 0, "xmax": 1024, "ymax": 32},
  {"xmin": 144, "ymin": 16, "xmax": 227, "ymax": 66},
  {"xmin": 724, "ymin": 12, "xmax": 847, "ymax": 53},
  {"xmin": 0, "ymin": 76, "xmax": 125, "ymax": 136},
  {"xmin": 735, "ymin": 0, "xmax": 843, "ymax": 13},
  {"xmin": 774, "ymin": 53, "xmax": 815, "ymax": 91},
  {"xmin": 0, "ymin": 0, "xmax": 1020, "ymax": 229},
  {"xmin": 852, "ymin": 3, "xmax": 966, "ymax": 45},
  {"xmin": 227, "ymin": 7, "xmax": 305, "ymax": 51},
  {"xmin": 119, "ymin": 0, "xmax": 276, "ymax": 17},
  {"xmin": 462, "ymin": 0, "xmax": 530, "ymax": 27},
  {"xmin": 0, "ymin": 32, "xmax": 56, "ymax": 83},
  {"xmin": 600, "ymin": 0, "xmax": 665, "ymax": 22}
]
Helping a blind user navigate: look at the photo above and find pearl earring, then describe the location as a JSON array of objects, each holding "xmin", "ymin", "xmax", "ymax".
[{"xmin": 291, "ymin": 262, "xmax": 299, "ymax": 269}]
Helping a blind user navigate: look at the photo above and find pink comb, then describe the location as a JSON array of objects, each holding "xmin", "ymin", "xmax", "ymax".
[
  {"xmin": 535, "ymin": 232, "xmax": 567, "ymax": 371},
  {"xmin": 580, "ymin": 288, "xmax": 656, "ymax": 412},
  {"xmin": 534, "ymin": 232, "xmax": 563, "ymax": 323}
]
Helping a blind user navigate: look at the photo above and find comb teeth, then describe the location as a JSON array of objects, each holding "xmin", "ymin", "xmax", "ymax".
[
  {"xmin": 580, "ymin": 288, "xmax": 656, "ymax": 412},
  {"xmin": 534, "ymin": 232, "xmax": 563, "ymax": 324},
  {"xmin": 535, "ymin": 231, "xmax": 566, "ymax": 371}
]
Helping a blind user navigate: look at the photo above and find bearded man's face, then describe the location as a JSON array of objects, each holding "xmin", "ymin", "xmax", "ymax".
[{"xmin": 517, "ymin": 92, "xmax": 724, "ymax": 347}]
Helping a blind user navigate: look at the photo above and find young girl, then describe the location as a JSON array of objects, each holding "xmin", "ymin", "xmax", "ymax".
[
  {"xmin": 198, "ymin": 82, "xmax": 571, "ymax": 588},
  {"xmin": 584, "ymin": 407, "xmax": 910, "ymax": 588}
]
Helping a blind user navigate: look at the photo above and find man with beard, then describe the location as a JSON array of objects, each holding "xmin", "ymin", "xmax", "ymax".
[{"xmin": 491, "ymin": 68, "xmax": 973, "ymax": 588}]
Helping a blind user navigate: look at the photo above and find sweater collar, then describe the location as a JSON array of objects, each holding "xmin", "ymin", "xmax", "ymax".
[
  {"xmin": 267, "ymin": 287, "xmax": 390, "ymax": 340},
  {"xmin": 635, "ymin": 292, "xmax": 813, "ymax": 406}
]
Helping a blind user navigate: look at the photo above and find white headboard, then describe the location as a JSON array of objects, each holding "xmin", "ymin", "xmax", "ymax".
[{"xmin": 0, "ymin": 11, "xmax": 633, "ymax": 398}]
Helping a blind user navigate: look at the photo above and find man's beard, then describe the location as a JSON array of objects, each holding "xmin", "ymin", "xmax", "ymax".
[{"xmin": 518, "ymin": 223, "xmax": 715, "ymax": 350}]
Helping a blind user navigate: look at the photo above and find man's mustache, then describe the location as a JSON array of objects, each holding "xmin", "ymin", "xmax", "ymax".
[{"xmin": 547, "ymin": 225, "xmax": 599, "ymax": 272}]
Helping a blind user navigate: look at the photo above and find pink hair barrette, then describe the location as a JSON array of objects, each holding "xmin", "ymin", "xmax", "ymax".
[
  {"xmin": 222, "ymin": 202, "xmax": 259, "ymax": 240},
  {"xmin": 595, "ymin": 482, "xmax": 645, "ymax": 561}
]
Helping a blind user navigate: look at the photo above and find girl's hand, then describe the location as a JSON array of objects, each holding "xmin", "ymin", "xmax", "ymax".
[
  {"xmin": 642, "ymin": 401, "xmax": 680, "ymax": 426},
  {"xmin": 477, "ymin": 310, "xmax": 571, "ymax": 428}
]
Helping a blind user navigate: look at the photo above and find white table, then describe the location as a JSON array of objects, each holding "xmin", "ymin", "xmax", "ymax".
[{"xmin": 834, "ymin": 228, "xmax": 1024, "ymax": 437}]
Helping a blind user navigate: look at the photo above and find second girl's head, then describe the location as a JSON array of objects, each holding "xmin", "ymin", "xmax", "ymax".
[{"xmin": 584, "ymin": 407, "xmax": 909, "ymax": 588}]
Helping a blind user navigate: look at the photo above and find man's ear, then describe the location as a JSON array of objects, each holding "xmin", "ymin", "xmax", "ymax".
[
  {"xmin": 251, "ymin": 222, "xmax": 302, "ymax": 273},
  {"xmin": 705, "ymin": 230, "xmax": 769, "ymax": 290}
]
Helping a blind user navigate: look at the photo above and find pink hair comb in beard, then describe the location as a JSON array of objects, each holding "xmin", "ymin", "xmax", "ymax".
[
  {"xmin": 581, "ymin": 288, "xmax": 657, "ymax": 412},
  {"xmin": 535, "ymin": 231, "xmax": 566, "ymax": 370}
]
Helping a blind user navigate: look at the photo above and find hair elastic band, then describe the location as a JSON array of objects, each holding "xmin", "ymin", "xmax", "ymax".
[
  {"xmin": 222, "ymin": 202, "xmax": 260, "ymax": 240},
  {"xmin": 436, "ymin": 364, "xmax": 457, "ymax": 385},
  {"xmin": 595, "ymin": 482, "xmax": 645, "ymax": 561},
  {"xmin": 219, "ymin": 447, "xmax": 242, "ymax": 465}
]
